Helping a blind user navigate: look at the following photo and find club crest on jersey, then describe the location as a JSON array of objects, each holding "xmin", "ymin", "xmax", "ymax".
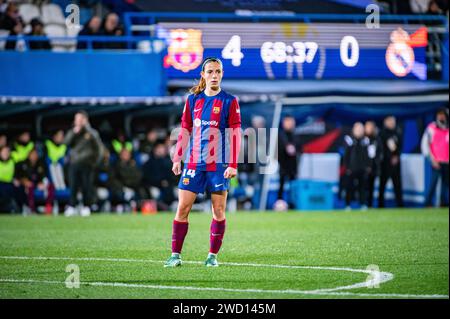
[
  {"xmin": 166, "ymin": 29, "xmax": 204, "ymax": 73},
  {"xmin": 182, "ymin": 178, "xmax": 190, "ymax": 185},
  {"xmin": 213, "ymin": 106, "xmax": 220, "ymax": 114}
]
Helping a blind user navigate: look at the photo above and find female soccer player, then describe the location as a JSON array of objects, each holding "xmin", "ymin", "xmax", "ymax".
[{"xmin": 164, "ymin": 57, "xmax": 241, "ymax": 267}]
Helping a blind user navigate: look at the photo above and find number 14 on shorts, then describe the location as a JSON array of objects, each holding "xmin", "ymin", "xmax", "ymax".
[{"xmin": 183, "ymin": 169, "xmax": 196, "ymax": 178}]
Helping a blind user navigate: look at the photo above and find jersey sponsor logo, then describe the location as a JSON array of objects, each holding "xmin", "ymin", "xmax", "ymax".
[
  {"xmin": 213, "ymin": 106, "xmax": 220, "ymax": 114},
  {"xmin": 182, "ymin": 178, "xmax": 190, "ymax": 185},
  {"xmin": 194, "ymin": 118, "xmax": 202, "ymax": 127},
  {"xmin": 166, "ymin": 29, "xmax": 204, "ymax": 73},
  {"xmin": 202, "ymin": 120, "xmax": 219, "ymax": 127}
]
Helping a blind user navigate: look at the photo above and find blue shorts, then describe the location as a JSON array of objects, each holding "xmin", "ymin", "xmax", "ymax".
[{"xmin": 178, "ymin": 164, "xmax": 230, "ymax": 194}]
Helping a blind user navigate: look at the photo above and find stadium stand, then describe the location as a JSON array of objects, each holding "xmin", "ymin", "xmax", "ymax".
[
  {"xmin": 40, "ymin": 3, "xmax": 65, "ymax": 25},
  {"xmin": 18, "ymin": 2, "xmax": 39, "ymax": 25}
]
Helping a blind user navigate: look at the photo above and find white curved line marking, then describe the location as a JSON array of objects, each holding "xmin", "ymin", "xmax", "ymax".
[{"xmin": 0, "ymin": 256, "xmax": 447, "ymax": 298}]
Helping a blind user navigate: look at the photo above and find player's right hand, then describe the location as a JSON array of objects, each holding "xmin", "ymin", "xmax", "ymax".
[{"xmin": 172, "ymin": 162, "xmax": 182, "ymax": 175}]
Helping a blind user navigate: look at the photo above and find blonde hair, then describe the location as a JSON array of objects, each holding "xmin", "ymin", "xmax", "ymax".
[{"xmin": 189, "ymin": 57, "xmax": 223, "ymax": 95}]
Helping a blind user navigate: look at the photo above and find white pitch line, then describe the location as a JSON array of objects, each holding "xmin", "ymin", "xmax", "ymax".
[
  {"xmin": 0, "ymin": 255, "xmax": 447, "ymax": 299},
  {"xmin": 0, "ymin": 278, "xmax": 447, "ymax": 299}
]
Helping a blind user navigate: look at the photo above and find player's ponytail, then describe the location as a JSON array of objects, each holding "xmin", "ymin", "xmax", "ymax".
[{"xmin": 190, "ymin": 77, "xmax": 206, "ymax": 95}]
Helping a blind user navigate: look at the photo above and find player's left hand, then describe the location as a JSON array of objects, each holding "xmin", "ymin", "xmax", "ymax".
[{"xmin": 224, "ymin": 167, "xmax": 237, "ymax": 179}]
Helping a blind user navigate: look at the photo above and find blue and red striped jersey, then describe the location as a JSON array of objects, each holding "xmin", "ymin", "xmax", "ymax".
[{"xmin": 174, "ymin": 90, "xmax": 241, "ymax": 171}]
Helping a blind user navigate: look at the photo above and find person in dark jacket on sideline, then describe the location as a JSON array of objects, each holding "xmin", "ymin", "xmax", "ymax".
[
  {"xmin": 94, "ymin": 148, "xmax": 122, "ymax": 212},
  {"xmin": 364, "ymin": 121, "xmax": 383, "ymax": 208},
  {"xmin": 64, "ymin": 111, "xmax": 104, "ymax": 217},
  {"xmin": 276, "ymin": 116, "xmax": 299, "ymax": 209},
  {"xmin": 142, "ymin": 140, "xmax": 176, "ymax": 210},
  {"xmin": 0, "ymin": 145, "xmax": 18, "ymax": 213},
  {"xmin": 343, "ymin": 122, "xmax": 370, "ymax": 210},
  {"xmin": 15, "ymin": 148, "xmax": 54, "ymax": 214},
  {"xmin": 114, "ymin": 148, "xmax": 148, "ymax": 211},
  {"xmin": 378, "ymin": 116, "xmax": 404, "ymax": 208}
]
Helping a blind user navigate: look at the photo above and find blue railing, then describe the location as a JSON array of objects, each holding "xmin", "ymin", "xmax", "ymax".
[
  {"xmin": 123, "ymin": 12, "xmax": 448, "ymax": 36},
  {"xmin": 0, "ymin": 35, "xmax": 163, "ymax": 52}
]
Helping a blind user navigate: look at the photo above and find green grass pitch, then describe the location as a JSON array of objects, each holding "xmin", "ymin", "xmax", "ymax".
[{"xmin": 0, "ymin": 209, "xmax": 448, "ymax": 299}]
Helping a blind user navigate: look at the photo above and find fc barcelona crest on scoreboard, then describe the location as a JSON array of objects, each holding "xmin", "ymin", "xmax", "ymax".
[{"xmin": 166, "ymin": 29, "xmax": 204, "ymax": 73}]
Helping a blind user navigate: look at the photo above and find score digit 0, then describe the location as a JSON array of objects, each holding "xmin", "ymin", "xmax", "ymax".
[{"xmin": 340, "ymin": 36, "xmax": 360, "ymax": 67}]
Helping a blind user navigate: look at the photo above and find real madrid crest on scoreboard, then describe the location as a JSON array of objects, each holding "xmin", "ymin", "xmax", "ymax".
[
  {"xmin": 157, "ymin": 22, "xmax": 428, "ymax": 80},
  {"xmin": 385, "ymin": 27, "xmax": 428, "ymax": 80}
]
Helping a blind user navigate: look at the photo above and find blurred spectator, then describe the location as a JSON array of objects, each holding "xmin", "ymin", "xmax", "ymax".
[
  {"xmin": 0, "ymin": 134, "xmax": 7, "ymax": 148},
  {"xmin": 114, "ymin": 148, "xmax": 148, "ymax": 211},
  {"xmin": 77, "ymin": 15, "xmax": 102, "ymax": 50},
  {"xmin": 237, "ymin": 115, "xmax": 267, "ymax": 209},
  {"xmin": 410, "ymin": 0, "xmax": 431, "ymax": 13},
  {"xmin": 139, "ymin": 128, "xmax": 159, "ymax": 155},
  {"xmin": 94, "ymin": 148, "xmax": 122, "ymax": 212},
  {"xmin": 101, "ymin": 12, "xmax": 121, "ymax": 36},
  {"xmin": 111, "ymin": 129, "xmax": 133, "ymax": 156},
  {"xmin": 142, "ymin": 140, "xmax": 176, "ymax": 210},
  {"xmin": 64, "ymin": 111, "xmax": 104, "ymax": 217},
  {"xmin": 365, "ymin": 121, "xmax": 382, "ymax": 208},
  {"xmin": 44, "ymin": 129, "xmax": 67, "ymax": 190},
  {"xmin": 15, "ymin": 148, "xmax": 54, "ymax": 214},
  {"xmin": 0, "ymin": 1, "xmax": 24, "ymax": 50},
  {"xmin": 234, "ymin": 130, "xmax": 256, "ymax": 210},
  {"xmin": 276, "ymin": 116, "xmax": 299, "ymax": 209},
  {"xmin": 388, "ymin": 0, "xmax": 413, "ymax": 13},
  {"xmin": 379, "ymin": 116, "xmax": 404, "ymax": 208},
  {"xmin": 0, "ymin": 145, "xmax": 18, "ymax": 213},
  {"xmin": 421, "ymin": 108, "xmax": 449, "ymax": 207},
  {"xmin": 0, "ymin": 0, "xmax": 6, "ymax": 12},
  {"xmin": 343, "ymin": 122, "xmax": 370, "ymax": 210},
  {"xmin": 435, "ymin": 0, "xmax": 449, "ymax": 13},
  {"xmin": 11, "ymin": 131, "xmax": 34, "ymax": 163},
  {"xmin": 0, "ymin": 0, "xmax": 6, "ymax": 19},
  {"xmin": 99, "ymin": 12, "xmax": 125, "ymax": 49},
  {"xmin": 408, "ymin": 0, "xmax": 447, "ymax": 13},
  {"xmin": 26, "ymin": 18, "xmax": 51, "ymax": 50},
  {"xmin": 427, "ymin": 0, "xmax": 444, "ymax": 14}
]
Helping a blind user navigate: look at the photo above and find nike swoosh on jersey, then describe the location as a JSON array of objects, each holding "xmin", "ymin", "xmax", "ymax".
[
  {"xmin": 194, "ymin": 108, "xmax": 202, "ymax": 112},
  {"xmin": 215, "ymin": 184, "xmax": 223, "ymax": 187}
]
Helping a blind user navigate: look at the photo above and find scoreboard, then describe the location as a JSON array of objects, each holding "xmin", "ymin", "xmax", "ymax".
[{"xmin": 156, "ymin": 22, "xmax": 428, "ymax": 80}]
